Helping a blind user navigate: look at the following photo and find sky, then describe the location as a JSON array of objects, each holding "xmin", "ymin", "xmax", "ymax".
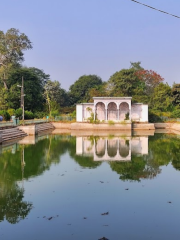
[{"xmin": 1, "ymin": 0, "xmax": 180, "ymax": 90}]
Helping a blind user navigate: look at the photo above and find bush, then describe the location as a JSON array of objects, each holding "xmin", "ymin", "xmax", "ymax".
[
  {"xmin": 24, "ymin": 111, "xmax": 34, "ymax": 119},
  {"xmin": 70, "ymin": 110, "xmax": 76, "ymax": 118},
  {"xmin": 0, "ymin": 110, "xmax": 11, "ymax": 121},
  {"xmin": 108, "ymin": 120, "xmax": 115, "ymax": 125},
  {"xmin": 148, "ymin": 111, "xmax": 162, "ymax": 123},
  {"xmin": 125, "ymin": 112, "xmax": 129, "ymax": 120},
  {"xmin": 51, "ymin": 110, "xmax": 59, "ymax": 117},
  {"xmin": 15, "ymin": 108, "xmax": 23, "ymax": 119},
  {"xmin": 170, "ymin": 110, "xmax": 180, "ymax": 118},
  {"xmin": 34, "ymin": 112, "xmax": 45, "ymax": 119},
  {"xmin": 7, "ymin": 109, "xmax": 15, "ymax": 116}
]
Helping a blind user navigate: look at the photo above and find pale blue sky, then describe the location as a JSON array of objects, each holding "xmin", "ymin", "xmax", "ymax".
[{"xmin": 1, "ymin": 0, "xmax": 180, "ymax": 89}]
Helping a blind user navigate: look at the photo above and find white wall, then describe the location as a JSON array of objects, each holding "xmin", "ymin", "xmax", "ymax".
[
  {"xmin": 131, "ymin": 104, "xmax": 148, "ymax": 122},
  {"xmin": 141, "ymin": 105, "xmax": 148, "ymax": 122},
  {"xmin": 83, "ymin": 104, "xmax": 94, "ymax": 121},
  {"xmin": 76, "ymin": 105, "xmax": 83, "ymax": 122}
]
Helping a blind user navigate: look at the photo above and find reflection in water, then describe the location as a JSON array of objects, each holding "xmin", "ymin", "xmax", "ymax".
[
  {"xmin": 76, "ymin": 136, "xmax": 148, "ymax": 161},
  {"xmin": 0, "ymin": 146, "xmax": 32, "ymax": 224},
  {"xmin": 0, "ymin": 132, "xmax": 180, "ymax": 232}
]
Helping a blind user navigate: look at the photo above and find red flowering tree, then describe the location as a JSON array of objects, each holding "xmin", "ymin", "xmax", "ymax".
[{"xmin": 135, "ymin": 70, "xmax": 164, "ymax": 95}]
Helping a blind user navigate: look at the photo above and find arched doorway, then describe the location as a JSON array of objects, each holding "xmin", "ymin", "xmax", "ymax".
[
  {"xmin": 119, "ymin": 102, "xmax": 129, "ymax": 121},
  {"xmin": 108, "ymin": 102, "xmax": 117, "ymax": 121},
  {"xmin": 95, "ymin": 139, "xmax": 106, "ymax": 158},
  {"xmin": 96, "ymin": 102, "xmax": 105, "ymax": 121},
  {"xmin": 119, "ymin": 139, "xmax": 130, "ymax": 158},
  {"xmin": 107, "ymin": 139, "xmax": 118, "ymax": 157}
]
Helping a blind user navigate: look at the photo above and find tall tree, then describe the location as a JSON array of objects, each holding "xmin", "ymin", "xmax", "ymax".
[
  {"xmin": 135, "ymin": 69, "xmax": 164, "ymax": 95},
  {"xmin": 69, "ymin": 75, "xmax": 103, "ymax": 104},
  {"xmin": 106, "ymin": 68, "xmax": 142, "ymax": 97},
  {"xmin": 44, "ymin": 80, "xmax": 68, "ymax": 115},
  {"xmin": 130, "ymin": 61, "xmax": 144, "ymax": 70},
  {"xmin": 150, "ymin": 83, "xmax": 173, "ymax": 111},
  {"xmin": 0, "ymin": 28, "xmax": 32, "ymax": 89},
  {"xmin": 7, "ymin": 67, "xmax": 46, "ymax": 112},
  {"xmin": 172, "ymin": 83, "xmax": 180, "ymax": 107}
]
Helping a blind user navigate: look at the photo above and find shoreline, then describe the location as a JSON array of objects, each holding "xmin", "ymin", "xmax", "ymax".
[{"xmin": 1, "ymin": 122, "xmax": 180, "ymax": 144}]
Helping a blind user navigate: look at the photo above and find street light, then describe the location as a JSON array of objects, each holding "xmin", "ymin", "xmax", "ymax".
[{"xmin": 17, "ymin": 76, "xmax": 25, "ymax": 121}]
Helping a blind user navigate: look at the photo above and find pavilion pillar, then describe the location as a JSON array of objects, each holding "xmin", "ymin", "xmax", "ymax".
[
  {"xmin": 94, "ymin": 106, "xmax": 96, "ymax": 121},
  {"xmin": 105, "ymin": 108, "xmax": 108, "ymax": 121},
  {"xmin": 129, "ymin": 107, "xmax": 131, "ymax": 121},
  {"xmin": 117, "ymin": 109, "xmax": 120, "ymax": 121}
]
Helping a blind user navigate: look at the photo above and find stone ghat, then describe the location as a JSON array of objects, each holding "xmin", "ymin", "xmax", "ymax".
[{"xmin": 0, "ymin": 127, "xmax": 27, "ymax": 143}]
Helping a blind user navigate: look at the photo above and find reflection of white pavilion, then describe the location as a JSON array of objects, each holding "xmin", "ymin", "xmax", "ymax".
[{"xmin": 76, "ymin": 136, "xmax": 148, "ymax": 161}]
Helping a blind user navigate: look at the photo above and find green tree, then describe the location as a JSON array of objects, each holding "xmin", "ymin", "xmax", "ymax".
[
  {"xmin": 130, "ymin": 61, "xmax": 143, "ymax": 70},
  {"xmin": 0, "ymin": 85, "xmax": 8, "ymax": 110},
  {"xmin": 106, "ymin": 68, "xmax": 142, "ymax": 97},
  {"xmin": 172, "ymin": 83, "xmax": 180, "ymax": 107},
  {"xmin": 44, "ymin": 80, "xmax": 68, "ymax": 115},
  {"xmin": 69, "ymin": 75, "xmax": 103, "ymax": 104},
  {"xmin": 5, "ymin": 67, "xmax": 46, "ymax": 112},
  {"xmin": 150, "ymin": 83, "xmax": 173, "ymax": 111},
  {"xmin": 0, "ymin": 28, "xmax": 32, "ymax": 88}
]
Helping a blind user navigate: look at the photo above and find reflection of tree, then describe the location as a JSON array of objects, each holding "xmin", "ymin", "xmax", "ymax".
[
  {"xmin": 110, "ymin": 156, "xmax": 146, "ymax": 181},
  {"xmin": 110, "ymin": 134, "xmax": 180, "ymax": 181},
  {"xmin": 0, "ymin": 183, "xmax": 32, "ymax": 224},
  {"xmin": 0, "ymin": 135, "xmax": 74, "ymax": 224}
]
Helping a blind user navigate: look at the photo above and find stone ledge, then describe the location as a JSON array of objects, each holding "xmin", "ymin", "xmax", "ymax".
[{"xmin": 71, "ymin": 122, "xmax": 131, "ymax": 130}]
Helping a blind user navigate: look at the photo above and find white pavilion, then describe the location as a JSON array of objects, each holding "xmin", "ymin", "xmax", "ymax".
[{"xmin": 76, "ymin": 97, "xmax": 148, "ymax": 122}]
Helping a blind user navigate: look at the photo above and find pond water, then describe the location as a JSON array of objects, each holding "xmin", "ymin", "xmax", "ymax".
[{"xmin": 0, "ymin": 133, "xmax": 180, "ymax": 240}]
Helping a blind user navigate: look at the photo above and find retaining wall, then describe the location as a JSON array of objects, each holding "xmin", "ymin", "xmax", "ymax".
[{"xmin": 71, "ymin": 122, "xmax": 132, "ymax": 131}]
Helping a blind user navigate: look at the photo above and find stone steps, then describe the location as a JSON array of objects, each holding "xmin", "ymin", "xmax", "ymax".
[
  {"xmin": 1, "ymin": 127, "xmax": 27, "ymax": 143},
  {"xmin": 36, "ymin": 123, "xmax": 55, "ymax": 133}
]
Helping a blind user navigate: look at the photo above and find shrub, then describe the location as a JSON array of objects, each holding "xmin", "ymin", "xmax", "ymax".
[
  {"xmin": 108, "ymin": 120, "xmax": 115, "ymax": 125},
  {"xmin": 51, "ymin": 110, "xmax": 59, "ymax": 117},
  {"xmin": 34, "ymin": 112, "xmax": 45, "ymax": 119},
  {"xmin": 15, "ymin": 108, "xmax": 23, "ymax": 119},
  {"xmin": 125, "ymin": 112, "xmax": 129, "ymax": 120},
  {"xmin": 24, "ymin": 111, "xmax": 34, "ymax": 119},
  {"xmin": 70, "ymin": 110, "xmax": 76, "ymax": 118},
  {"xmin": 0, "ymin": 110, "xmax": 11, "ymax": 121},
  {"xmin": 170, "ymin": 110, "xmax": 180, "ymax": 118},
  {"xmin": 148, "ymin": 111, "xmax": 162, "ymax": 123},
  {"xmin": 7, "ymin": 109, "xmax": 15, "ymax": 116}
]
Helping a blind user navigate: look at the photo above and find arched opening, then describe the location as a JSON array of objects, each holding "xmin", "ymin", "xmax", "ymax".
[
  {"xmin": 96, "ymin": 102, "xmax": 105, "ymax": 121},
  {"xmin": 108, "ymin": 102, "xmax": 117, "ymax": 121},
  {"xmin": 119, "ymin": 102, "xmax": 129, "ymax": 121},
  {"xmin": 107, "ymin": 139, "xmax": 118, "ymax": 157},
  {"xmin": 95, "ymin": 139, "xmax": 106, "ymax": 157},
  {"xmin": 119, "ymin": 139, "xmax": 129, "ymax": 158}
]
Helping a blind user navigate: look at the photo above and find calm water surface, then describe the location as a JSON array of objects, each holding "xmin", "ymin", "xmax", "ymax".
[{"xmin": 0, "ymin": 133, "xmax": 180, "ymax": 240}]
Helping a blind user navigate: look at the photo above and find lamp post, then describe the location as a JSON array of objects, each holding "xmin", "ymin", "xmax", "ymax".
[{"xmin": 17, "ymin": 76, "xmax": 25, "ymax": 121}]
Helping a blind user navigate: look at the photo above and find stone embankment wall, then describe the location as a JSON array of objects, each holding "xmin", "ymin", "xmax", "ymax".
[
  {"xmin": 154, "ymin": 123, "xmax": 180, "ymax": 131},
  {"xmin": 19, "ymin": 123, "xmax": 55, "ymax": 135}
]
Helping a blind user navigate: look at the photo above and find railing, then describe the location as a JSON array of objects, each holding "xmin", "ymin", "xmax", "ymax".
[
  {"xmin": 54, "ymin": 116, "xmax": 75, "ymax": 121},
  {"xmin": 23, "ymin": 119, "xmax": 49, "ymax": 125},
  {"xmin": 0, "ymin": 119, "xmax": 49, "ymax": 128},
  {"xmin": 0, "ymin": 121, "xmax": 15, "ymax": 128}
]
